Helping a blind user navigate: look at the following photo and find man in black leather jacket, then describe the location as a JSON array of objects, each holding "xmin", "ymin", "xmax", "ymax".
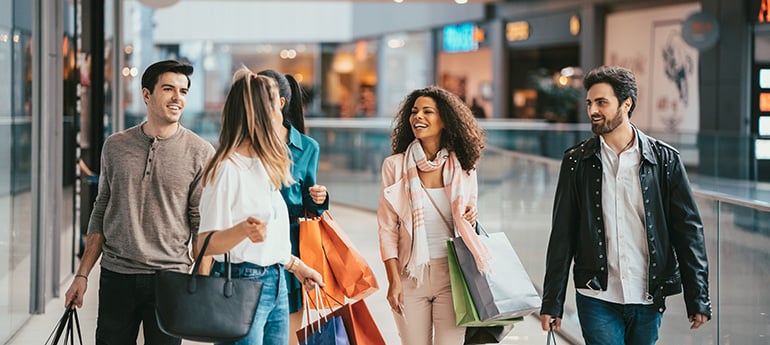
[{"xmin": 539, "ymin": 66, "xmax": 711, "ymax": 345}]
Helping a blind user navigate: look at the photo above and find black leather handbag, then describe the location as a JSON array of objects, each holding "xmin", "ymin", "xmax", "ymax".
[{"xmin": 154, "ymin": 232, "xmax": 263, "ymax": 342}]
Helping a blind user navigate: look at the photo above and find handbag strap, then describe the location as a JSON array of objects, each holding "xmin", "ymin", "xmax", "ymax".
[{"xmin": 191, "ymin": 232, "xmax": 232, "ymax": 283}]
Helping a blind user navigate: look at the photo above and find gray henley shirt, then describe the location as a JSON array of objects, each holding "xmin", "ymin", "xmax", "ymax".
[{"xmin": 88, "ymin": 123, "xmax": 215, "ymax": 274}]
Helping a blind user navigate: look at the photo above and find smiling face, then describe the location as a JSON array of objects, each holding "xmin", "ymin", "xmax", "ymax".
[
  {"xmin": 586, "ymin": 82, "xmax": 631, "ymax": 135},
  {"xmin": 410, "ymin": 96, "xmax": 445, "ymax": 144},
  {"xmin": 143, "ymin": 72, "xmax": 189, "ymax": 126}
]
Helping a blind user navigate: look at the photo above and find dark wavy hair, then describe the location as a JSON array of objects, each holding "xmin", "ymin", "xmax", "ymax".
[
  {"xmin": 583, "ymin": 65, "xmax": 638, "ymax": 118},
  {"xmin": 391, "ymin": 86, "xmax": 485, "ymax": 171},
  {"xmin": 141, "ymin": 60, "xmax": 193, "ymax": 93}
]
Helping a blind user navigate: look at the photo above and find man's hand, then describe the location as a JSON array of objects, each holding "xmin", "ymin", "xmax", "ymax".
[
  {"xmin": 689, "ymin": 313, "xmax": 709, "ymax": 329},
  {"xmin": 64, "ymin": 275, "xmax": 88, "ymax": 308},
  {"xmin": 540, "ymin": 314, "xmax": 561, "ymax": 331}
]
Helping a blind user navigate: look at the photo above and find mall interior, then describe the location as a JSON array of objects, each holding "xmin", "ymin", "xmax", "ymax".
[{"xmin": 2, "ymin": 0, "xmax": 770, "ymax": 344}]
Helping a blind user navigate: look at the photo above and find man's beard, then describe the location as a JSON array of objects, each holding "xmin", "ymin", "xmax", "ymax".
[{"xmin": 591, "ymin": 108, "xmax": 624, "ymax": 135}]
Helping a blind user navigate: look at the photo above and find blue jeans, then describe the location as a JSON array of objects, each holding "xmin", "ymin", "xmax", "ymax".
[
  {"xmin": 96, "ymin": 268, "xmax": 181, "ymax": 345},
  {"xmin": 211, "ymin": 261, "xmax": 289, "ymax": 345},
  {"xmin": 576, "ymin": 293, "xmax": 663, "ymax": 345}
]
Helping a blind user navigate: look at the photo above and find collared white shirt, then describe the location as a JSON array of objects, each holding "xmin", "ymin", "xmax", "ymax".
[{"xmin": 577, "ymin": 135, "xmax": 651, "ymax": 305}]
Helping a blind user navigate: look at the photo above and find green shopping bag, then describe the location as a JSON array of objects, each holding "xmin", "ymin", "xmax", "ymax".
[{"xmin": 447, "ymin": 238, "xmax": 523, "ymax": 327}]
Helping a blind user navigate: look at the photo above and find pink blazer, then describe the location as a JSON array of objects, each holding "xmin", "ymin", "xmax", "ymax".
[{"xmin": 377, "ymin": 153, "xmax": 478, "ymax": 274}]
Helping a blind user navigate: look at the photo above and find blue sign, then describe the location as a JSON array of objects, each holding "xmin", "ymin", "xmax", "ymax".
[
  {"xmin": 443, "ymin": 23, "xmax": 478, "ymax": 53},
  {"xmin": 682, "ymin": 11, "xmax": 720, "ymax": 51}
]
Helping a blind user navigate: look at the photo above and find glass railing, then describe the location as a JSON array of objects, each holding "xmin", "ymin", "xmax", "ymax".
[
  {"xmin": 303, "ymin": 118, "xmax": 770, "ymax": 345},
  {"xmin": 123, "ymin": 113, "xmax": 769, "ymax": 343}
]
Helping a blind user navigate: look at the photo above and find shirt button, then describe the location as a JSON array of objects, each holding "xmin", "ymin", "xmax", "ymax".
[
  {"xmin": 599, "ymin": 254, "xmax": 603, "ymax": 258},
  {"xmin": 599, "ymin": 242, "xmax": 603, "ymax": 246},
  {"xmin": 652, "ymin": 276, "xmax": 657, "ymax": 280},
  {"xmin": 595, "ymin": 204, "xmax": 600, "ymax": 208},
  {"xmin": 652, "ymin": 263, "xmax": 657, "ymax": 267},
  {"xmin": 600, "ymin": 267, "xmax": 605, "ymax": 271},
  {"xmin": 145, "ymin": 172, "xmax": 150, "ymax": 175}
]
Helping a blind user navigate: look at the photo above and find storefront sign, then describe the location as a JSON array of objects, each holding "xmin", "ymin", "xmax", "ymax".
[
  {"xmin": 506, "ymin": 21, "xmax": 530, "ymax": 42},
  {"xmin": 681, "ymin": 11, "xmax": 719, "ymax": 51},
  {"xmin": 443, "ymin": 23, "xmax": 479, "ymax": 53}
]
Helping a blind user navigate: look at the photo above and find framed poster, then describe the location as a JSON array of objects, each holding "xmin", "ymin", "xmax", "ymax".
[{"xmin": 649, "ymin": 20, "xmax": 700, "ymax": 132}]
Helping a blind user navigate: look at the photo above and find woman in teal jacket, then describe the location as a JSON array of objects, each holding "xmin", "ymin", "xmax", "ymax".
[{"xmin": 258, "ymin": 69, "xmax": 329, "ymax": 345}]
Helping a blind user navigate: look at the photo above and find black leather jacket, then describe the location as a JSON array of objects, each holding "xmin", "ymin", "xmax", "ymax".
[{"xmin": 541, "ymin": 127, "xmax": 712, "ymax": 319}]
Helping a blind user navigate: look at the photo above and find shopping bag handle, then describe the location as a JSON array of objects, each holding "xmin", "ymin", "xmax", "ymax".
[
  {"xmin": 45, "ymin": 303, "xmax": 83, "ymax": 345},
  {"xmin": 547, "ymin": 319, "xmax": 558, "ymax": 345}
]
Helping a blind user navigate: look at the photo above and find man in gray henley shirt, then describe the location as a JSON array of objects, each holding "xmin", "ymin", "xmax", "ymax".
[{"xmin": 64, "ymin": 60, "xmax": 215, "ymax": 345}]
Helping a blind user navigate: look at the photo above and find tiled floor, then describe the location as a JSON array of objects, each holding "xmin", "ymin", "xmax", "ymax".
[{"xmin": 8, "ymin": 204, "xmax": 568, "ymax": 345}]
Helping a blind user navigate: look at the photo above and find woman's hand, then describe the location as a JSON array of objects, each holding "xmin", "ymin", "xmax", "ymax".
[
  {"xmin": 387, "ymin": 280, "xmax": 405, "ymax": 315},
  {"xmin": 291, "ymin": 258, "xmax": 325, "ymax": 290},
  {"xmin": 463, "ymin": 205, "xmax": 478, "ymax": 226},
  {"xmin": 308, "ymin": 185, "xmax": 328, "ymax": 205},
  {"xmin": 238, "ymin": 216, "xmax": 266, "ymax": 243}
]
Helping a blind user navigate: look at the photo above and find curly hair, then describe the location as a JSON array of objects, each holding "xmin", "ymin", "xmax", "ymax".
[{"xmin": 391, "ymin": 86, "xmax": 485, "ymax": 171}]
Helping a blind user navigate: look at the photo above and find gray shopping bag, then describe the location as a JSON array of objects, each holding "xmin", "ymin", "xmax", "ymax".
[{"xmin": 453, "ymin": 229, "xmax": 541, "ymax": 321}]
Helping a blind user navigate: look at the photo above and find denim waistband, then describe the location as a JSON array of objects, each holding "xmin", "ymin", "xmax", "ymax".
[{"xmin": 212, "ymin": 261, "xmax": 281, "ymax": 271}]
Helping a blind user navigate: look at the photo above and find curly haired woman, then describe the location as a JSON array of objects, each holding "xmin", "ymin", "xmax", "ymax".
[{"xmin": 377, "ymin": 86, "xmax": 488, "ymax": 345}]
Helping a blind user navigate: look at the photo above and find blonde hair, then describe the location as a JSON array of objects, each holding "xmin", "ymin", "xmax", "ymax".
[{"xmin": 202, "ymin": 67, "xmax": 293, "ymax": 189}]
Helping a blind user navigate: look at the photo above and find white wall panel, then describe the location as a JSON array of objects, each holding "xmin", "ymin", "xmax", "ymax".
[{"xmin": 153, "ymin": 1, "xmax": 353, "ymax": 43}]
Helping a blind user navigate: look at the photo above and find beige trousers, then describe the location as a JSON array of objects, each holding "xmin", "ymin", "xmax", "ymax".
[{"xmin": 392, "ymin": 258, "xmax": 465, "ymax": 345}]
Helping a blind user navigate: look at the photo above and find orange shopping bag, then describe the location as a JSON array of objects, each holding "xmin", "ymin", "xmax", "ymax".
[
  {"xmin": 329, "ymin": 298, "xmax": 386, "ymax": 345},
  {"xmin": 319, "ymin": 211, "xmax": 379, "ymax": 300},
  {"xmin": 299, "ymin": 216, "xmax": 345, "ymax": 309}
]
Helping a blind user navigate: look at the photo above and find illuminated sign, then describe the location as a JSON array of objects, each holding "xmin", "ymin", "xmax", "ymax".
[
  {"xmin": 760, "ymin": 117, "xmax": 770, "ymax": 136},
  {"xmin": 570, "ymin": 15, "xmax": 581, "ymax": 36},
  {"xmin": 760, "ymin": 0, "xmax": 770, "ymax": 22},
  {"xmin": 756, "ymin": 139, "xmax": 770, "ymax": 159},
  {"xmin": 760, "ymin": 69, "xmax": 770, "ymax": 88},
  {"xmin": 443, "ymin": 23, "xmax": 479, "ymax": 53},
  {"xmin": 506, "ymin": 21, "xmax": 530, "ymax": 42},
  {"xmin": 761, "ymin": 93, "xmax": 770, "ymax": 112}
]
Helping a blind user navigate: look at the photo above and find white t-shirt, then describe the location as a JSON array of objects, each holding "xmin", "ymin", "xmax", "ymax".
[
  {"xmin": 423, "ymin": 187, "xmax": 454, "ymax": 259},
  {"xmin": 199, "ymin": 152, "xmax": 291, "ymax": 266}
]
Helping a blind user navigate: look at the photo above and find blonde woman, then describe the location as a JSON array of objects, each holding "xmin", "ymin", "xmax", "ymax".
[
  {"xmin": 378, "ymin": 86, "xmax": 487, "ymax": 345},
  {"xmin": 196, "ymin": 68, "xmax": 323, "ymax": 345}
]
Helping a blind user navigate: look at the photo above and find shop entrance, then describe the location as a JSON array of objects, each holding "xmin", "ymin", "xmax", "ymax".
[{"xmin": 508, "ymin": 45, "xmax": 581, "ymax": 122}]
